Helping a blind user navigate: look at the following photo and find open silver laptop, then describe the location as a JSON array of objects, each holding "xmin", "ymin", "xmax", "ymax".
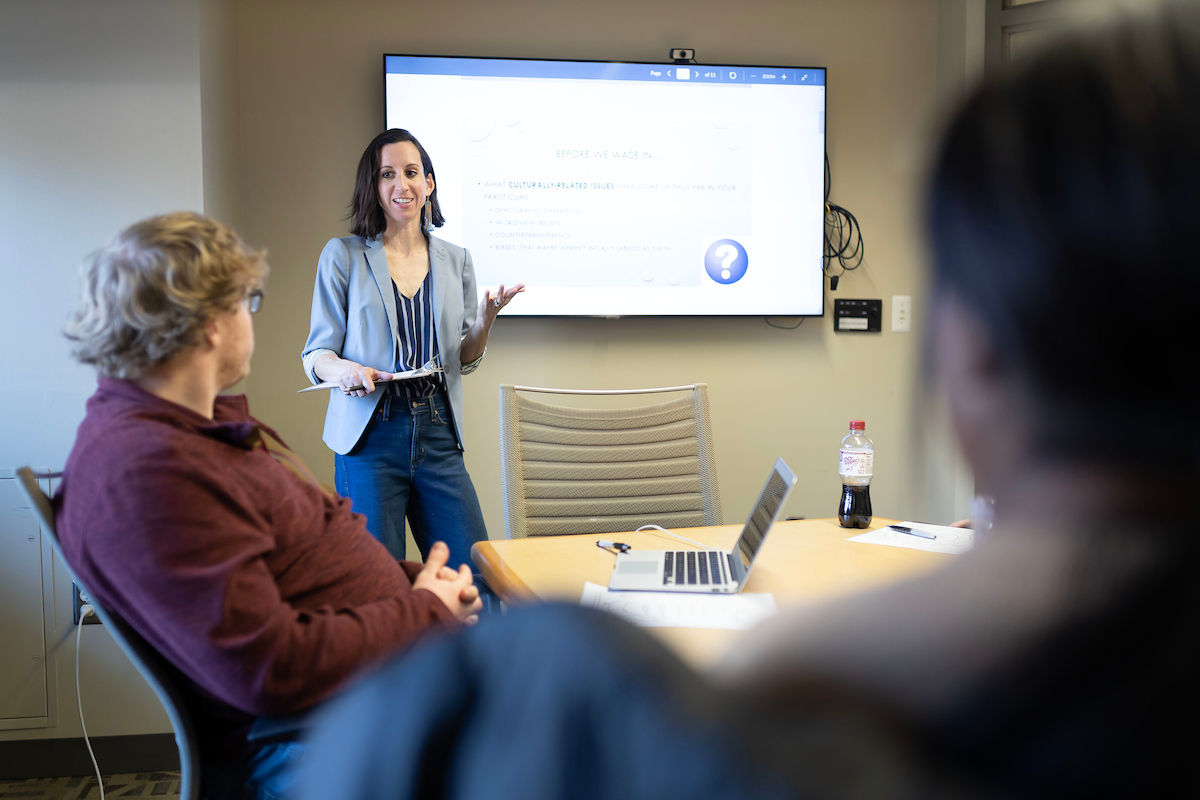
[{"xmin": 607, "ymin": 458, "xmax": 797, "ymax": 593}]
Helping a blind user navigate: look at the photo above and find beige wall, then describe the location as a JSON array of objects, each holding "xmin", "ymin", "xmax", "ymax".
[
  {"xmin": 201, "ymin": 0, "xmax": 243, "ymax": 230},
  {"xmin": 234, "ymin": 0, "xmax": 954, "ymax": 546}
]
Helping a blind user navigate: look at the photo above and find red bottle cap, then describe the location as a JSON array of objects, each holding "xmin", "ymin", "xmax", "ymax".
[{"xmin": 849, "ymin": 420, "xmax": 865, "ymax": 430}]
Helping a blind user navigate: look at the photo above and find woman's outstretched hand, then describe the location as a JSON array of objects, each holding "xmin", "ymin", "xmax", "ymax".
[
  {"xmin": 460, "ymin": 283, "xmax": 525, "ymax": 365},
  {"xmin": 478, "ymin": 283, "xmax": 525, "ymax": 327}
]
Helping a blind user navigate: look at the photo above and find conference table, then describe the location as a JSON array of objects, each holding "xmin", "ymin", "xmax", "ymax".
[{"xmin": 471, "ymin": 517, "xmax": 957, "ymax": 666}]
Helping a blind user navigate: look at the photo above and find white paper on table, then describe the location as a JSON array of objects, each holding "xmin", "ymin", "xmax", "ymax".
[
  {"xmin": 847, "ymin": 521, "xmax": 975, "ymax": 555},
  {"xmin": 579, "ymin": 581, "xmax": 777, "ymax": 630}
]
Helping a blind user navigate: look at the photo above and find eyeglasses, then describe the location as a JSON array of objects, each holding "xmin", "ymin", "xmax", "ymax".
[{"xmin": 246, "ymin": 289, "xmax": 264, "ymax": 314}]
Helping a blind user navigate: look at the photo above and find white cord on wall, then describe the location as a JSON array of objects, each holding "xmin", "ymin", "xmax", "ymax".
[{"xmin": 75, "ymin": 605, "xmax": 106, "ymax": 800}]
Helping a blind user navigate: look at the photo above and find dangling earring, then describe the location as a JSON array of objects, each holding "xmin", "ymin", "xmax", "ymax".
[{"xmin": 423, "ymin": 199, "xmax": 432, "ymax": 231}]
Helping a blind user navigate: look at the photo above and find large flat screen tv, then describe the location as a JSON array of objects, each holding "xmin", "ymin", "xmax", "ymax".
[{"xmin": 384, "ymin": 55, "xmax": 826, "ymax": 317}]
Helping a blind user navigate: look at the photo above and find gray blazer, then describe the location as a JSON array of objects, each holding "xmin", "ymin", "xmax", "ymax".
[{"xmin": 302, "ymin": 234, "xmax": 480, "ymax": 455}]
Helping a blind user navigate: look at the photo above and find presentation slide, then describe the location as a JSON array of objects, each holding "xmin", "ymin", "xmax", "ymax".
[{"xmin": 385, "ymin": 57, "xmax": 826, "ymax": 316}]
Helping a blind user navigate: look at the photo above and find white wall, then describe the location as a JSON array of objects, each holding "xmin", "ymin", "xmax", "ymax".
[
  {"xmin": 0, "ymin": 0, "xmax": 206, "ymax": 472},
  {"xmin": 0, "ymin": 0, "xmax": 208, "ymax": 742}
]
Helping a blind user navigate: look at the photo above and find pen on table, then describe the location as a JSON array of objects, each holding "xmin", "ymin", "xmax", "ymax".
[
  {"xmin": 888, "ymin": 525, "xmax": 936, "ymax": 540},
  {"xmin": 596, "ymin": 540, "xmax": 631, "ymax": 554}
]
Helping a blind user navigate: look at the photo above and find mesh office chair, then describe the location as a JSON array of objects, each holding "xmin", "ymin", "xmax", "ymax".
[
  {"xmin": 15, "ymin": 467, "xmax": 201, "ymax": 800},
  {"xmin": 498, "ymin": 384, "xmax": 723, "ymax": 539}
]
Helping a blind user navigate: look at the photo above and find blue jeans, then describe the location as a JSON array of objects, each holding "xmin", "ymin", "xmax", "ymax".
[{"xmin": 334, "ymin": 390, "xmax": 487, "ymax": 572}]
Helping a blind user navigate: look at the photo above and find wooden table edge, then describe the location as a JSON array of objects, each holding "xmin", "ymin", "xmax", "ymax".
[{"xmin": 472, "ymin": 539, "xmax": 538, "ymax": 603}]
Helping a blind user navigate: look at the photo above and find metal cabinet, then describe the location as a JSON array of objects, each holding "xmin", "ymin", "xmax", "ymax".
[{"xmin": 0, "ymin": 469, "xmax": 58, "ymax": 730}]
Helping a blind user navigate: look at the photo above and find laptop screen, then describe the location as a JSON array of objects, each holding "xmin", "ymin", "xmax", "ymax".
[{"xmin": 733, "ymin": 458, "xmax": 797, "ymax": 572}]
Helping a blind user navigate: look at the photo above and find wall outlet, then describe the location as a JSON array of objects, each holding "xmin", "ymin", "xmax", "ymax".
[
  {"xmin": 73, "ymin": 581, "xmax": 101, "ymax": 625},
  {"xmin": 891, "ymin": 295, "xmax": 911, "ymax": 332}
]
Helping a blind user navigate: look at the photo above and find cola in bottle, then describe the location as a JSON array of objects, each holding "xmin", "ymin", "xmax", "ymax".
[{"xmin": 838, "ymin": 420, "xmax": 873, "ymax": 528}]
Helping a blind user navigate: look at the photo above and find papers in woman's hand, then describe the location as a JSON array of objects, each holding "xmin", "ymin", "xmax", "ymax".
[{"xmin": 297, "ymin": 363, "xmax": 444, "ymax": 394}]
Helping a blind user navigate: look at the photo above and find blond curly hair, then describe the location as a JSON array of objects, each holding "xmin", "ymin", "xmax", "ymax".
[{"xmin": 66, "ymin": 212, "xmax": 268, "ymax": 380}]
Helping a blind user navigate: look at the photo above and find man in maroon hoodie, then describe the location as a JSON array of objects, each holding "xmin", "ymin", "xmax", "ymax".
[{"xmin": 56, "ymin": 211, "xmax": 482, "ymax": 799}]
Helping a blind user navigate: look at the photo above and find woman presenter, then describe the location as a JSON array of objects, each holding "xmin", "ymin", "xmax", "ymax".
[{"xmin": 303, "ymin": 128, "xmax": 523, "ymax": 566}]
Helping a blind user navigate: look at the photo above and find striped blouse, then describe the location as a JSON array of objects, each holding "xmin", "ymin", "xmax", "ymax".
[{"xmin": 390, "ymin": 271, "xmax": 445, "ymax": 399}]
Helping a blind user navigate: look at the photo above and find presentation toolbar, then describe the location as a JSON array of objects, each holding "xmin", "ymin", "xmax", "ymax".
[{"xmin": 385, "ymin": 56, "xmax": 825, "ymax": 86}]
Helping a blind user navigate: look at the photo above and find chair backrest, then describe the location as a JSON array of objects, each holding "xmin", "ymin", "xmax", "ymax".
[
  {"xmin": 15, "ymin": 468, "xmax": 201, "ymax": 800},
  {"xmin": 498, "ymin": 384, "xmax": 723, "ymax": 539}
]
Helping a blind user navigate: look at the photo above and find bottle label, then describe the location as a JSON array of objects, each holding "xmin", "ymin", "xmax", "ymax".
[{"xmin": 839, "ymin": 449, "xmax": 873, "ymax": 477}]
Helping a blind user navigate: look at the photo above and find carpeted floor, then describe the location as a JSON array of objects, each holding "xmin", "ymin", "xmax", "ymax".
[{"xmin": 0, "ymin": 772, "xmax": 181, "ymax": 799}]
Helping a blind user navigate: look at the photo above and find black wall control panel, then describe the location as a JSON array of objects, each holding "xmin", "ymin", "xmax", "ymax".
[{"xmin": 833, "ymin": 298, "xmax": 882, "ymax": 332}]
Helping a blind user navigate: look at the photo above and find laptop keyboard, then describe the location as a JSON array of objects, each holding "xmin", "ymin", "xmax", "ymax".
[{"xmin": 663, "ymin": 551, "xmax": 727, "ymax": 586}]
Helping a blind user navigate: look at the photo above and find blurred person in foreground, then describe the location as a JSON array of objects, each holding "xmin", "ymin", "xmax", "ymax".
[
  {"xmin": 56, "ymin": 212, "xmax": 481, "ymax": 799},
  {"xmin": 298, "ymin": 4, "xmax": 1200, "ymax": 798}
]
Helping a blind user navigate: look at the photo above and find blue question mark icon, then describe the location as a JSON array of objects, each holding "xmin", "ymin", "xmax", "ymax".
[{"xmin": 704, "ymin": 239, "xmax": 748, "ymax": 284}]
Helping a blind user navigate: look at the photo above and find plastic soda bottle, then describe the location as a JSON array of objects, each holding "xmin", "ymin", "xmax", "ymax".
[{"xmin": 838, "ymin": 420, "xmax": 873, "ymax": 528}]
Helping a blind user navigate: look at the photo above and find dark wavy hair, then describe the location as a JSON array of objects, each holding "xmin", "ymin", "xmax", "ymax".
[
  {"xmin": 348, "ymin": 129, "xmax": 445, "ymax": 239},
  {"xmin": 926, "ymin": 1, "xmax": 1200, "ymax": 463}
]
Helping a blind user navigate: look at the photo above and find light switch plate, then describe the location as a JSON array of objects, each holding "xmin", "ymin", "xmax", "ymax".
[{"xmin": 891, "ymin": 295, "xmax": 911, "ymax": 332}]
